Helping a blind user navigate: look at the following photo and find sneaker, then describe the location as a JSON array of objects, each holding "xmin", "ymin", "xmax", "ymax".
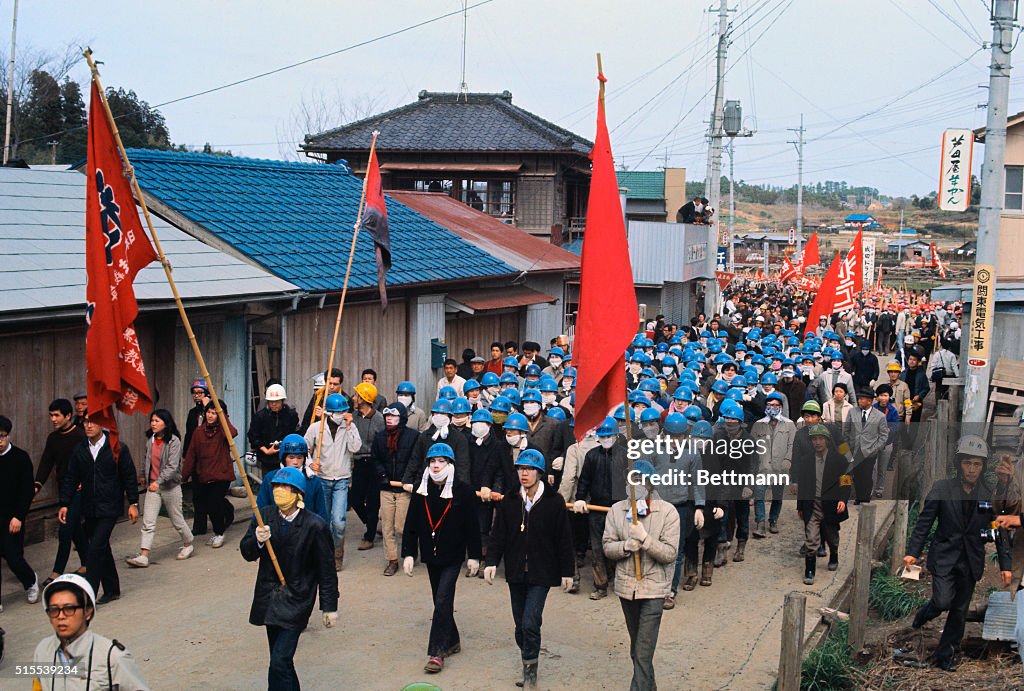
[
  {"xmin": 209, "ymin": 534, "xmax": 225, "ymax": 549},
  {"xmin": 26, "ymin": 575, "xmax": 40, "ymax": 604},
  {"xmin": 126, "ymin": 554, "xmax": 150, "ymax": 568},
  {"xmin": 357, "ymin": 539, "xmax": 374, "ymax": 551},
  {"xmin": 177, "ymin": 544, "xmax": 195, "ymax": 560},
  {"xmin": 768, "ymin": 520, "xmax": 779, "ymax": 534},
  {"xmin": 589, "ymin": 588, "xmax": 607, "ymax": 600},
  {"xmin": 663, "ymin": 594, "xmax": 676, "ymax": 610}
]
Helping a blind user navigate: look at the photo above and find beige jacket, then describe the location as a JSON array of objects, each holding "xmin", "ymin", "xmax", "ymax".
[
  {"xmin": 34, "ymin": 630, "xmax": 149, "ymax": 690},
  {"xmin": 558, "ymin": 437, "xmax": 599, "ymax": 502},
  {"xmin": 603, "ymin": 492, "xmax": 680, "ymax": 600}
]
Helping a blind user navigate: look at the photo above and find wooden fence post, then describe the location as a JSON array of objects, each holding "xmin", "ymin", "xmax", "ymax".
[
  {"xmin": 890, "ymin": 499, "xmax": 909, "ymax": 575},
  {"xmin": 778, "ymin": 591, "xmax": 806, "ymax": 691},
  {"xmin": 849, "ymin": 503, "xmax": 877, "ymax": 655}
]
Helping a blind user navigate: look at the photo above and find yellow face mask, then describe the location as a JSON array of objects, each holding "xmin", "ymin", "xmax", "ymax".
[{"xmin": 273, "ymin": 486, "xmax": 301, "ymax": 513}]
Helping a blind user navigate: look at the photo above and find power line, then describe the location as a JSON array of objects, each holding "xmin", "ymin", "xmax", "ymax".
[{"xmin": 926, "ymin": 0, "xmax": 985, "ymax": 44}]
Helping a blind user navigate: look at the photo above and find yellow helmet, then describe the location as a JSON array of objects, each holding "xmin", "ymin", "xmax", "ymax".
[
  {"xmin": 354, "ymin": 382, "xmax": 378, "ymax": 404},
  {"xmin": 886, "ymin": 361, "xmax": 902, "ymax": 372}
]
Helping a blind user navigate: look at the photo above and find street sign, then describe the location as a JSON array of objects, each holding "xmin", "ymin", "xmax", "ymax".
[
  {"xmin": 938, "ymin": 129, "xmax": 974, "ymax": 212},
  {"xmin": 788, "ymin": 227, "xmax": 796, "ymax": 245},
  {"xmin": 716, "ymin": 245, "xmax": 727, "ymax": 270},
  {"xmin": 862, "ymin": 240, "xmax": 875, "ymax": 291},
  {"xmin": 967, "ymin": 265, "xmax": 995, "ymax": 366}
]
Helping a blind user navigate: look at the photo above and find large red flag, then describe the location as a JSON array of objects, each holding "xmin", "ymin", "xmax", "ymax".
[
  {"xmin": 573, "ymin": 68, "xmax": 639, "ymax": 441},
  {"xmin": 806, "ymin": 250, "xmax": 842, "ymax": 329},
  {"xmin": 360, "ymin": 137, "xmax": 391, "ymax": 309},
  {"xmin": 803, "ymin": 231, "xmax": 820, "ymax": 266},
  {"xmin": 85, "ymin": 81, "xmax": 157, "ymax": 446},
  {"xmin": 833, "ymin": 229, "xmax": 863, "ymax": 313},
  {"xmin": 779, "ymin": 257, "xmax": 799, "ymax": 283}
]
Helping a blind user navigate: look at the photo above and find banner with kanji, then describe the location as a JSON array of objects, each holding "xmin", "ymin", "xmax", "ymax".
[
  {"xmin": 833, "ymin": 229, "xmax": 863, "ymax": 313},
  {"xmin": 715, "ymin": 270, "xmax": 736, "ymax": 291}
]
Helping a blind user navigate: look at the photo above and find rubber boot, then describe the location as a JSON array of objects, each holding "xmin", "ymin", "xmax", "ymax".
[
  {"xmin": 803, "ymin": 555, "xmax": 816, "ymax": 585},
  {"xmin": 732, "ymin": 540, "xmax": 746, "ymax": 562},
  {"xmin": 516, "ymin": 661, "xmax": 538, "ymax": 689},
  {"xmin": 713, "ymin": 543, "xmax": 729, "ymax": 567},
  {"xmin": 752, "ymin": 520, "xmax": 766, "ymax": 538},
  {"xmin": 700, "ymin": 562, "xmax": 713, "ymax": 586},
  {"xmin": 334, "ymin": 542, "xmax": 345, "ymax": 571},
  {"xmin": 681, "ymin": 558, "xmax": 699, "ymax": 591},
  {"xmin": 828, "ymin": 547, "xmax": 839, "ymax": 571}
]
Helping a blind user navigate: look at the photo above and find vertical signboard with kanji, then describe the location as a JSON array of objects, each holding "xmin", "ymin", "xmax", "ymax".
[
  {"xmin": 938, "ymin": 129, "xmax": 974, "ymax": 212},
  {"xmin": 967, "ymin": 265, "xmax": 994, "ymax": 367},
  {"xmin": 862, "ymin": 240, "xmax": 875, "ymax": 291}
]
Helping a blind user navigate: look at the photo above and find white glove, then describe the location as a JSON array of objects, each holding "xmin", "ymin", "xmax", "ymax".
[
  {"xmin": 693, "ymin": 509, "xmax": 705, "ymax": 530},
  {"xmin": 322, "ymin": 611, "xmax": 338, "ymax": 628},
  {"xmin": 484, "ymin": 565, "xmax": 497, "ymax": 584},
  {"xmin": 466, "ymin": 559, "xmax": 480, "ymax": 577},
  {"xmin": 572, "ymin": 500, "xmax": 589, "ymax": 514},
  {"xmin": 402, "ymin": 483, "xmax": 414, "ymax": 493},
  {"xmin": 255, "ymin": 524, "xmax": 271, "ymax": 545},
  {"xmin": 624, "ymin": 538, "xmax": 641, "ymax": 552},
  {"xmin": 628, "ymin": 521, "xmax": 648, "ymax": 543},
  {"xmin": 741, "ymin": 487, "xmax": 753, "ymax": 500},
  {"xmin": 552, "ymin": 456, "xmax": 564, "ymax": 471},
  {"xmin": 403, "ymin": 556, "xmax": 415, "ymax": 577},
  {"xmin": 561, "ymin": 576, "xmax": 574, "ymax": 591},
  {"xmin": 712, "ymin": 507, "xmax": 724, "ymax": 520},
  {"xmin": 480, "ymin": 486, "xmax": 492, "ymax": 502}
]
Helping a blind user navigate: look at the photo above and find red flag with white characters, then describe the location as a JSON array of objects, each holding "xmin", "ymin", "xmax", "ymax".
[
  {"xmin": 85, "ymin": 81, "xmax": 156, "ymax": 446},
  {"xmin": 779, "ymin": 257, "xmax": 799, "ymax": 283},
  {"xmin": 833, "ymin": 229, "xmax": 863, "ymax": 313},
  {"xmin": 807, "ymin": 250, "xmax": 843, "ymax": 328},
  {"xmin": 715, "ymin": 270, "xmax": 736, "ymax": 291}
]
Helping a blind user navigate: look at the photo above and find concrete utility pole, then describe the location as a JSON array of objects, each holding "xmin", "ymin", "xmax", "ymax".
[
  {"xmin": 705, "ymin": 0, "xmax": 731, "ymax": 317},
  {"xmin": 3, "ymin": 0, "xmax": 18, "ymax": 165},
  {"xmin": 788, "ymin": 113, "xmax": 805, "ymax": 256},
  {"xmin": 727, "ymin": 139, "xmax": 736, "ymax": 272},
  {"xmin": 964, "ymin": 0, "xmax": 1016, "ymax": 427}
]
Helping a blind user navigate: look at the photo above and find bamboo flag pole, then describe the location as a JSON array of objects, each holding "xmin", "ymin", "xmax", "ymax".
[
  {"xmin": 84, "ymin": 50, "xmax": 285, "ymax": 585},
  {"xmin": 311, "ymin": 131, "xmax": 377, "ymax": 472}
]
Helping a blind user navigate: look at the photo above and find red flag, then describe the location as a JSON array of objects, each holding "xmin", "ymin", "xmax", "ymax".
[
  {"xmin": 85, "ymin": 81, "xmax": 157, "ymax": 446},
  {"xmin": 779, "ymin": 257, "xmax": 799, "ymax": 283},
  {"xmin": 833, "ymin": 229, "xmax": 863, "ymax": 312},
  {"xmin": 573, "ymin": 68, "xmax": 639, "ymax": 442},
  {"xmin": 715, "ymin": 270, "xmax": 736, "ymax": 292},
  {"xmin": 360, "ymin": 138, "xmax": 391, "ymax": 309},
  {"xmin": 803, "ymin": 232, "xmax": 820, "ymax": 266},
  {"xmin": 807, "ymin": 251, "xmax": 843, "ymax": 329}
]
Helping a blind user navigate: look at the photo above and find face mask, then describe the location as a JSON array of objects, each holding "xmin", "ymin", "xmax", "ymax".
[
  {"xmin": 831, "ymin": 361, "xmax": 843, "ymax": 370},
  {"xmin": 754, "ymin": 364, "xmax": 765, "ymax": 375},
  {"xmin": 763, "ymin": 386, "xmax": 775, "ymax": 394},
  {"xmin": 766, "ymin": 407, "xmax": 781, "ymax": 418},
  {"xmin": 642, "ymin": 423, "xmax": 659, "ymax": 439},
  {"xmin": 452, "ymin": 414, "xmax": 469, "ymax": 427},
  {"xmin": 781, "ymin": 370, "xmax": 794, "ymax": 379},
  {"xmin": 628, "ymin": 363, "xmax": 642, "ymax": 375},
  {"xmin": 330, "ymin": 412, "xmax": 345, "ymax": 424},
  {"xmin": 617, "ymin": 422, "xmax": 627, "ymax": 435},
  {"xmin": 599, "ymin": 436, "xmax": 617, "ymax": 449},
  {"xmin": 523, "ymin": 402, "xmax": 541, "ymax": 417},
  {"xmin": 644, "ymin": 349, "xmax": 654, "ymax": 357},
  {"xmin": 486, "ymin": 386, "xmax": 499, "ymax": 397},
  {"xmin": 471, "ymin": 422, "xmax": 490, "ymax": 438},
  {"xmin": 699, "ymin": 338, "xmax": 708, "ymax": 346},
  {"xmin": 845, "ymin": 339, "xmax": 854, "ymax": 346},
  {"xmin": 549, "ymin": 357, "xmax": 563, "ymax": 368},
  {"xmin": 542, "ymin": 393, "xmax": 557, "ymax": 405},
  {"xmin": 397, "ymin": 395, "xmax": 413, "ymax": 409},
  {"xmin": 562, "ymin": 379, "xmax": 574, "ymax": 390},
  {"xmin": 385, "ymin": 415, "xmax": 400, "ymax": 428},
  {"xmin": 801, "ymin": 364, "xmax": 813, "ymax": 373},
  {"xmin": 431, "ymin": 414, "xmax": 450, "ymax": 429},
  {"xmin": 273, "ymin": 486, "xmax": 299, "ymax": 513},
  {"xmin": 506, "ymin": 433, "xmax": 522, "ymax": 447},
  {"xmin": 491, "ymin": 412, "xmax": 508, "ymax": 425},
  {"xmin": 662, "ymin": 367, "xmax": 674, "ymax": 376}
]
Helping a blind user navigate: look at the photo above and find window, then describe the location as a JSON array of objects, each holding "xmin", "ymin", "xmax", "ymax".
[
  {"xmin": 395, "ymin": 178, "xmax": 454, "ymax": 194},
  {"xmin": 1006, "ymin": 166, "xmax": 1023, "ymax": 210},
  {"xmin": 460, "ymin": 179, "xmax": 515, "ymax": 219}
]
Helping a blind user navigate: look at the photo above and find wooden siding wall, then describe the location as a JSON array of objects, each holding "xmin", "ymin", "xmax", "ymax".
[
  {"xmin": 445, "ymin": 311, "xmax": 521, "ymax": 362},
  {"xmin": 284, "ymin": 300, "xmax": 409, "ymax": 413}
]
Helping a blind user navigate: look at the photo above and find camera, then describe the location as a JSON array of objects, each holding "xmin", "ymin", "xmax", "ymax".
[{"xmin": 979, "ymin": 526, "xmax": 998, "ymax": 543}]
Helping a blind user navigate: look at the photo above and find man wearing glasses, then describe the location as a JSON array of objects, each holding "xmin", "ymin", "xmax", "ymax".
[{"xmin": 33, "ymin": 573, "xmax": 148, "ymax": 690}]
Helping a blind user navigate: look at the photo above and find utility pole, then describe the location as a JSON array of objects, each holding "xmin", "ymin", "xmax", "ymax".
[
  {"xmin": 787, "ymin": 113, "xmax": 805, "ymax": 256},
  {"xmin": 704, "ymin": 0, "xmax": 731, "ymax": 317},
  {"xmin": 3, "ymin": 0, "xmax": 18, "ymax": 165},
  {"xmin": 964, "ymin": 0, "xmax": 1016, "ymax": 428},
  {"xmin": 458, "ymin": 0, "xmax": 469, "ymax": 99},
  {"xmin": 727, "ymin": 139, "xmax": 736, "ymax": 272},
  {"xmin": 47, "ymin": 140, "xmax": 58, "ymax": 165}
]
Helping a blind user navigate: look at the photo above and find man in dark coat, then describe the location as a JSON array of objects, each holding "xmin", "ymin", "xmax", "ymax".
[
  {"xmin": 0, "ymin": 415, "xmax": 41, "ymax": 603},
  {"xmin": 849, "ymin": 340, "xmax": 880, "ymax": 392},
  {"xmin": 793, "ymin": 425, "xmax": 850, "ymax": 584},
  {"xmin": 241, "ymin": 467, "xmax": 338, "ymax": 689},
  {"xmin": 373, "ymin": 402, "xmax": 420, "ymax": 576},
  {"xmin": 905, "ymin": 435, "xmax": 1012, "ymax": 670},
  {"xmin": 248, "ymin": 384, "xmax": 300, "ymax": 473}
]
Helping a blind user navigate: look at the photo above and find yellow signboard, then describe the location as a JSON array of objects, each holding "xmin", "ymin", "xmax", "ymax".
[{"xmin": 967, "ymin": 264, "xmax": 995, "ymax": 366}]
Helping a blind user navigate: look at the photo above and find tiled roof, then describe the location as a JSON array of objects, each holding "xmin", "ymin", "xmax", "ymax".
[
  {"xmin": 616, "ymin": 170, "xmax": 665, "ymax": 200},
  {"xmin": 303, "ymin": 91, "xmax": 592, "ymax": 155},
  {"xmin": 0, "ymin": 167, "xmax": 298, "ymax": 317},
  {"xmin": 127, "ymin": 149, "xmax": 517, "ymax": 292}
]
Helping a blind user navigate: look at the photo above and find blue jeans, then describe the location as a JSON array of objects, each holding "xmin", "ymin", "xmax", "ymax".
[
  {"xmin": 266, "ymin": 625, "xmax": 301, "ymax": 690},
  {"xmin": 320, "ymin": 478, "xmax": 349, "ymax": 545},
  {"xmin": 670, "ymin": 503, "xmax": 690, "ymax": 593},
  {"xmin": 508, "ymin": 583, "xmax": 550, "ymax": 662},
  {"xmin": 753, "ymin": 485, "xmax": 782, "ymax": 524}
]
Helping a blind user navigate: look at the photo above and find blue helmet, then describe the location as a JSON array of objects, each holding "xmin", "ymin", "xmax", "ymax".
[
  {"xmin": 431, "ymin": 399, "xmax": 453, "ymax": 415},
  {"xmin": 661, "ymin": 355, "xmax": 677, "ymax": 368},
  {"xmin": 639, "ymin": 408, "xmax": 662, "ymax": 424},
  {"xmin": 663, "ymin": 412, "xmax": 688, "ymax": 434},
  {"xmin": 683, "ymin": 405, "xmax": 703, "ymax": 423},
  {"xmin": 642, "ymin": 338, "xmax": 655, "ymax": 348},
  {"xmin": 731, "ymin": 375, "xmax": 747, "ymax": 388},
  {"xmin": 521, "ymin": 388, "xmax": 542, "ymax": 404},
  {"xmin": 503, "ymin": 412, "xmax": 529, "ymax": 432},
  {"xmin": 503, "ymin": 356, "xmax": 519, "ymax": 369},
  {"xmin": 522, "ymin": 379, "xmax": 540, "ymax": 390},
  {"xmin": 638, "ymin": 379, "xmax": 661, "ymax": 393},
  {"xmin": 525, "ymin": 364, "xmax": 542, "ymax": 378},
  {"xmin": 426, "ymin": 443, "xmax": 455, "ymax": 462},
  {"xmin": 471, "ymin": 408, "xmax": 493, "ymax": 424},
  {"xmin": 546, "ymin": 407, "xmax": 567, "ymax": 421},
  {"xmin": 502, "ymin": 389, "xmax": 522, "ymax": 407},
  {"xmin": 271, "ymin": 466, "xmax": 307, "ymax": 495},
  {"xmin": 656, "ymin": 342, "xmax": 669, "ymax": 353},
  {"xmin": 760, "ymin": 373, "xmax": 778, "ymax": 386},
  {"xmin": 629, "ymin": 351, "xmax": 647, "ymax": 364},
  {"xmin": 462, "ymin": 379, "xmax": 481, "ymax": 395},
  {"xmin": 690, "ymin": 420, "xmax": 714, "ymax": 439},
  {"xmin": 549, "ymin": 346, "xmax": 565, "ymax": 358},
  {"xmin": 596, "ymin": 417, "xmax": 619, "ymax": 437},
  {"xmin": 489, "ymin": 397, "xmax": 512, "ymax": 414},
  {"xmin": 279, "ymin": 433, "xmax": 308, "ymax": 459},
  {"xmin": 396, "ymin": 381, "xmax": 417, "ymax": 395},
  {"xmin": 640, "ymin": 367, "xmax": 657, "ymax": 380},
  {"xmin": 613, "ymin": 405, "xmax": 634, "ymax": 422},
  {"xmin": 481, "ymin": 372, "xmax": 500, "ymax": 387},
  {"xmin": 678, "ymin": 369, "xmax": 697, "ymax": 382},
  {"xmin": 766, "ymin": 391, "xmax": 786, "ymax": 404},
  {"xmin": 712, "ymin": 380, "xmax": 729, "ymax": 395},
  {"xmin": 324, "ymin": 393, "xmax": 348, "ymax": 413},
  {"xmin": 714, "ymin": 352, "xmax": 733, "ymax": 365},
  {"xmin": 537, "ymin": 378, "xmax": 558, "ymax": 393},
  {"xmin": 632, "ymin": 459, "xmax": 657, "ymax": 476},
  {"xmin": 438, "ymin": 385, "xmax": 458, "ymax": 401},
  {"xmin": 679, "ymin": 380, "xmax": 699, "ymax": 394},
  {"xmin": 726, "ymin": 389, "xmax": 744, "ymax": 402},
  {"xmin": 499, "ymin": 372, "xmax": 520, "ymax": 386},
  {"xmin": 632, "ymin": 334, "xmax": 647, "ymax": 347},
  {"xmin": 720, "ymin": 399, "xmax": 744, "ymax": 421},
  {"xmin": 673, "ymin": 387, "xmax": 694, "ymax": 402},
  {"xmin": 563, "ymin": 366, "xmax": 577, "ymax": 379},
  {"xmin": 450, "ymin": 397, "xmax": 473, "ymax": 415},
  {"xmin": 628, "ymin": 390, "xmax": 649, "ymax": 405},
  {"xmin": 734, "ymin": 342, "xmax": 747, "ymax": 352},
  {"xmin": 515, "ymin": 448, "xmax": 546, "ymax": 472}
]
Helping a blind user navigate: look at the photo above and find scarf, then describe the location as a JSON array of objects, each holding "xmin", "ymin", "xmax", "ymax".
[
  {"xmin": 386, "ymin": 427, "xmax": 400, "ymax": 455},
  {"xmin": 432, "ymin": 424, "xmax": 449, "ymax": 441},
  {"xmin": 417, "ymin": 463, "xmax": 455, "ymax": 498}
]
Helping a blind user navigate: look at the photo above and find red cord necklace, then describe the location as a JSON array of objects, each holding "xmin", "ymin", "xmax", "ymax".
[{"xmin": 424, "ymin": 497, "xmax": 453, "ymax": 555}]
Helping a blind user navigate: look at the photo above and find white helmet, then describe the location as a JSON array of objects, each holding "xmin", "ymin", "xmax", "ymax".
[
  {"xmin": 956, "ymin": 435, "xmax": 988, "ymax": 459},
  {"xmin": 265, "ymin": 384, "xmax": 287, "ymax": 401},
  {"xmin": 42, "ymin": 573, "xmax": 96, "ymax": 614},
  {"xmin": 310, "ymin": 372, "xmax": 326, "ymax": 390}
]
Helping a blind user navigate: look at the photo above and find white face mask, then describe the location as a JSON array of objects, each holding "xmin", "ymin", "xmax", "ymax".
[
  {"xmin": 642, "ymin": 423, "xmax": 659, "ymax": 439},
  {"xmin": 471, "ymin": 422, "xmax": 490, "ymax": 438},
  {"xmin": 397, "ymin": 395, "xmax": 413, "ymax": 408},
  {"xmin": 331, "ymin": 412, "xmax": 345, "ymax": 423},
  {"xmin": 486, "ymin": 386, "xmax": 500, "ymax": 396},
  {"xmin": 549, "ymin": 357, "xmax": 563, "ymax": 368},
  {"xmin": 523, "ymin": 402, "xmax": 541, "ymax": 417},
  {"xmin": 628, "ymin": 363, "xmax": 642, "ymax": 375},
  {"xmin": 562, "ymin": 379, "xmax": 574, "ymax": 389},
  {"xmin": 598, "ymin": 436, "xmax": 617, "ymax": 449},
  {"xmin": 844, "ymin": 339, "xmax": 854, "ymax": 346},
  {"xmin": 662, "ymin": 367, "xmax": 674, "ymax": 376},
  {"xmin": 542, "ymin": 393, "xmax": 556, "ymax": 405},
  {"xmin": 781, "ymin": 370, "xmax": 794, "ymax": 379},
  {"xmin": 831, "ymin": 361, "xmax": 843, "ymax": 370},
  {"xmin": 431, "ymin": 414, "xmax": 450, "ymax": 429},
  {"xmin": 452, "ymin": 414, "xmax": 470, "ymax": 427},
  {"xmin": 506, "ymin": 433, "xmax": 522, "ymax": 447}
]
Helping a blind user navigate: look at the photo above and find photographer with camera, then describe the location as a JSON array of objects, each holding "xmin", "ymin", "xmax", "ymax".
[{"xmin": 904, "ymin": 435, "xmax": 1012, "ymax": 671}]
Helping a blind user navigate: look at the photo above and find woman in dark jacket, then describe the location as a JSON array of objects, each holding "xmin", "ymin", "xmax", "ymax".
[
  {"xmin": 401, "ymin": 442, "xmax": 482, "ymax": 674},
  {"xmin": 373, "ymin": 402, "xmax": 420, "ymax": 576},
  {"xmin": 182, "ymin": 401, "xmax": 238, "ymax": 547},
  {"xmin": 467, "ymin": 408, "xmax": 505, "ymax": 566}
]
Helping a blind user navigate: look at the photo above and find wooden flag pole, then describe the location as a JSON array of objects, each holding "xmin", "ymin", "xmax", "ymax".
[
  {"xmin": 311, "ymin": 130, "xmax": 377, "ymax": 472},
  {"xmin": 84, "ymin": 49, "xmax": 285, "ymax": 585}
]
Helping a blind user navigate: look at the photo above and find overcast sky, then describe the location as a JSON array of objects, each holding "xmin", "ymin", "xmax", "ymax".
[{"xmin": 17, "ymin": 0, "xmax": 1018, "ymax": 197}]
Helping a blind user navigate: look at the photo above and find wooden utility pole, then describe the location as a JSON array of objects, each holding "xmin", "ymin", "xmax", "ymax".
[{"xmin": 849, "ymin": 503, "xmax": 877, "ymax": 654}]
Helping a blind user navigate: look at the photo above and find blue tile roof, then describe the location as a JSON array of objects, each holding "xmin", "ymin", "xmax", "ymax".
[
  {"xmin": 844, "ymin": 213, "xmax": 875, "ymax": 222},
  {"xmin": 127, "ymin": 150, "xmax": 516, "ymax": 292}
]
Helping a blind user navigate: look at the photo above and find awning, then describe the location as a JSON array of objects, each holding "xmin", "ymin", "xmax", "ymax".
[
  {"xmin": 380, "ymin": 162, "xmax": 523, "ymax": 173},
  {"xmin": 445, "ymin": 285, "xmax": 556, "ymax": 314}
]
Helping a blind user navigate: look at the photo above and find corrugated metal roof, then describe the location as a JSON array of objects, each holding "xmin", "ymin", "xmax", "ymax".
[
  {"xmin": 616, "ymin": 171, "xmax": 665, "ymax": 200},
  {"xmin": 385, "ymin": 190, "xmax": 579, "ymax": 274},
  {"xmin": 446, "ymin": 285, "xmax": 555, "ymax": 312},
  {"xmin": 0, "ymin": 168, "xmax": 298, "ymax": 316},
  {"xmin": 127, "ymin": 150, "xmax": 517, "ymax": 292}
]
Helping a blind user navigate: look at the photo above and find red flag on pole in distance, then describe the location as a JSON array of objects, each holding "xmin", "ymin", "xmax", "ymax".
[
  {"xmin": 573, "ymin": 66, "xmax": 639, "ymax": 442},
  {"xmin": 85, "ymin": 81, "xmax": 157, "ymax": 448},
  {"xmin": 833, "ymin": 229, "xmax": 863, "ymax": 313},
  {"xmin": 806, "ymin": 250, "xmax": 842, "ymax": 329},
  {"xmin": 360, "ymin": 135, "xmax": 392, "ymax": 309},
  {"xmin": 779, "ymin": 257, "xmax": 798, "ymax": 283},
  {"xmin": 803, "ymin": 231, "xmax": 820, "ymax": 266}
]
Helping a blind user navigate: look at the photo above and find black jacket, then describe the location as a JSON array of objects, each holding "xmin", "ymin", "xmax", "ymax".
[
  {"xmin": 247, "ymin": 405, "xmax": 299, "ymax": 469},
  {"xmin": 468, "ymin": 432, "xmax": 505, "ymax": 494},
  {"xmin": 907, "ymin": 478, "xmax": 1011, "ymax": 581},
  {"xmin": 240, "ymin": 505, "xmax": 338, "ymax": 630},
  {"xmin": 183, "ymin": 402, "xmax": 205, "ymax": 454},
  {"xmin": 487, "ymin": 484, "xmax": 575, "ymax": 586},
  {"xmin": 373, "ymin": 425, "xmax": 420, "ymax": 492},
  {"xmin": 793, "ymin": 443, "xmax": 851, "ymax": 524},
  {"xmin": 402, "ymin": 426, "xmax": 471, "ymax": 488},
  {"xmin": 575, "ymin": 443, "xmax": 629, "ymax": 507},
  {"xmin": 849, "ymin": 350, "xmax": 879, "ymax": 390},
  {"xmin": 0, "ymin": 445, "xmax": 35, "ymax": 521},
  {"xmin": 712, "ymin": 427, "xmax": 756, "ymax": 477},
  {"xmin": 61, "ymin": 435, "xmax": 139, "ymax": 520},
  {"xmin": 525, "ymin": 415, "xmax": 564, "ymax": 471},
  {"xmin": 402, "ymin": 480, "xmax": 482, "ymax": 566}
]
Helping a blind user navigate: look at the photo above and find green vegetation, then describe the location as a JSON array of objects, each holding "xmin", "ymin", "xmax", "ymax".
[
  {"xmin": 870, "ymin": 564, "xmax": 927, "ymax": 621},
  {"xmin": 800, "ymin": 622, "xmax": 858, "ymax": 691}
]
